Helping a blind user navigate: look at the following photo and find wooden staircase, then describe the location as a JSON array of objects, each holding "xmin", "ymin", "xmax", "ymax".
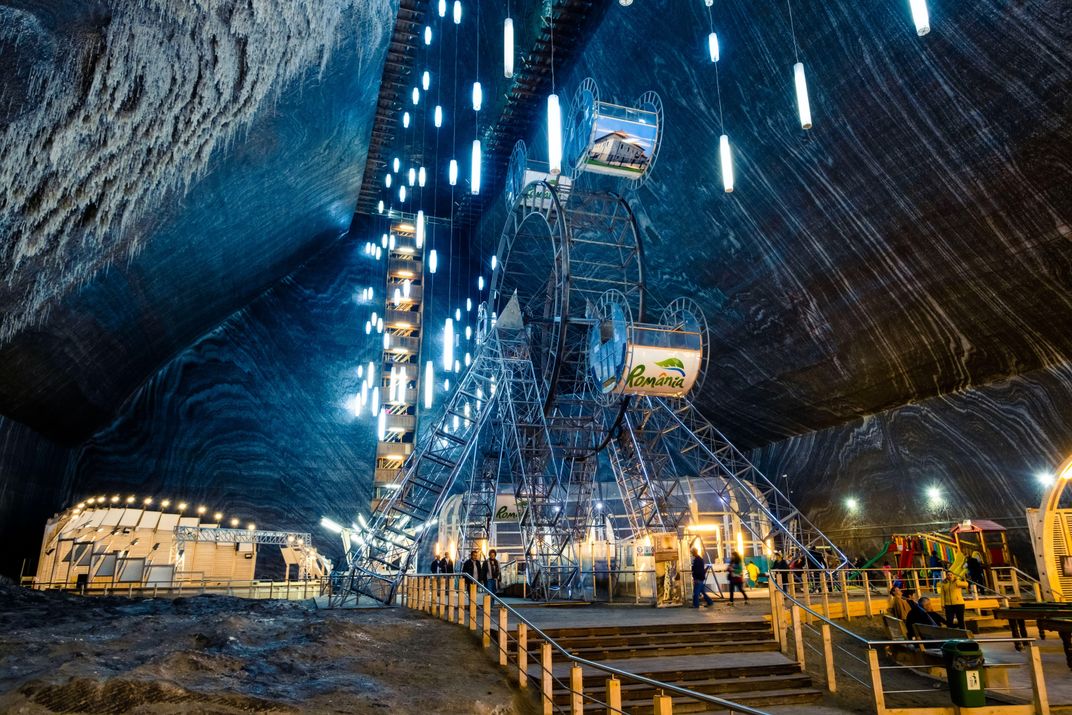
[{"xmin": 506, "ymin": 616, "xmax": 824, "ymax": 713}]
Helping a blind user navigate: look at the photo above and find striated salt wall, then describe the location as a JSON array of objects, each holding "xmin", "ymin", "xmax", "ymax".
[{"xmin": 0, "ymin": 0, "xmax": 374, "ymax": 341}]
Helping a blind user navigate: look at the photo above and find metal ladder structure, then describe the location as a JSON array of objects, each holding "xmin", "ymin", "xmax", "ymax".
[
  {"xmin": 340, "ymin": 311, "xmax": 579, "ymax": 604},
  {"xmin": 624, "ymin": 395, "xmax": 850, "ymax": 568}
]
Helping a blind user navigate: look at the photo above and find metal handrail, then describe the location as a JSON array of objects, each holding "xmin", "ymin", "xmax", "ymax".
[
  {"xmin": 769, "ymin": 573, "xmax": 1035, "ymax": 649},
  {"xmin": 410, "ymin": 572, "xmax": 770, "ymax": 715},
  {"xmin": 773, "ymin": 566, "xmax": 1016, "ymax": 601}
]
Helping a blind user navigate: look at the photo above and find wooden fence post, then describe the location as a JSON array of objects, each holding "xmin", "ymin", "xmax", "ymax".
[
  {"xmin": 1028, "ymin": 643, "xmax": 1050, "ymax": 715},
  {"xmin": 498, "ymin": 608, "xmax": 509, "ymax": 666},
  {"xmin": 541, "ymin": 642, "xmax": 553, "ymax": 715},
  {"xmin": 840, "ymin": 571, "xmax": 851, "ymax": 621},
  {"xmin": 863, "ymin": 572, "xmax": 873, "ymax": 617},
  {"xmin": 469, "ymin": 582, "xmax": 478, "ymax": 631},
  {"xmin": 652, "ymin": 692, "xmax": 673, "ymax": 715},
  {"xmin": 606, "ymin": 677, "xmax": 621, "ymax": 714},
  {"xmin": 570, "ymin": 664, "xmax": 584, "ymax": 715},
  {"xmin": 792, "ymin": 604, "xmax": 805, "ymax": 668},
  {"xmin": 483, "ymin": 595, "xmax": 492, "ymax": 648},
  {"xmin": 868, "ymin": 648, "xmax": 886, "ymax": 715},
  {"xmin": 518, "ymin": 623, "xmax": 529, "ymax": 689},
  {"xmin": 821, "ymin": 623, "xmax": 837, "ymax": 693},
  {"xmin": 820, "ymin": 572, "xmax": 831, "ymax": 619}
]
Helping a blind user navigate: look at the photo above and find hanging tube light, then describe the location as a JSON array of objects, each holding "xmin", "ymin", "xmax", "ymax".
[
  {"xmin": 416, "ymin": 210, "xmax": 425, "ymax": 248},
  {"xmin": 794, "ymin": 62, "xmax": 812, "ymax": 130},
  {"xmin": 438, "ymin": 0, "xmax": 446, "ymax": 17},
  {"xmin": 472, "ymin": 82, "xmax": 482, "ymax": 112},
  {"xmin": 708, "ymin": 32, "xmax": 720, "ymax": 62},
  {"xmin": 408, "ymin": 167, "xmax": 416, "ymax": 186},
  {"xmin": 377, "ymin": 200, "xmax": 384, "ymax": 214},
  {"xmin": 418, "ymin": 166, "xmax": 426, "ymax": 187},
  {"xmin": 424, "ymin": 361, "xmax": 434, "ymax": 409},
  {"xmin": 377, "ymin": 409, "xmax": 386, "ymax": 440},
  {"xmin": 449, "ymin": 159, "xmax": 458, "ymax": 186},
  {"xmin": 504, "ymin": 17, "xmax": 514, "ymax": 78},
  {"xmin": 393, "ymin": 157, "xmax": 400, "ymax": 173},
  {"xmin": 443, "ymin": 318, "xmax": 454, "ymax": 370},
  {"xmin": 908, "ymin": 0, "xmax": 930, "ymax": 36},
  {"xmin": 434, "ymin": 105, "xmax": 443, "ymax": 128},
  {"xmin": 429, "ymin": 249, "xmax": 438, "ymax": 273},
  {"xmin": 412, "ymin": 87, "xmax": 420, "ymax": 105},
  {"xmin": 453, "ymin": 0, "xmax": 461, "ymax": 24},
  {"xmin": 547, "ymin": 94, "xmax": 563, "ymax": 176},
  {"xmin": 719, "ymin": 134, "xmax": 734, "ymax": 193},
  {"xmin": 399, "ymin": 185, "xmax": 407, "ymax": 202},
  {"xmin": 402, "ymin": 111, "xmax": 410, "ymax": 128},
  {"xmin": 471, "ymin": 140, "xmax": 482, "ymax": 195},
  {"xmin": 424, "ymin": 26, "xmax": 432, "ymax": 45},
  {"xmin": 385, "ymin": 174, "xmax": 392, "ymax": 188},
  {"xmin": 422, "ymin": 71, "xmax": 430, "ymax": 91}
]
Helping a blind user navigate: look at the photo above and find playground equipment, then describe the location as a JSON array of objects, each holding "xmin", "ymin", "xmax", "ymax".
[
  {"xmin": 331, "ymin": 80, "xmax": 847, "ymax": 606},
  {"xmin": 1027, "ymin": 453, "xmax": 1072, "ymax": 602}
]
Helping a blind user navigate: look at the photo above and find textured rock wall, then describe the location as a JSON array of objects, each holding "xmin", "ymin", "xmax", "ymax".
[
  {"xmin": 0, "ymin": 417, "xmax": 72, "ymax": 578},
  {"xmin": 534, "ymin": 0, "xmax": 1072, "ymax": 448},
  {"xmin": 751, "ymin": 361, "xmax": 1072, "ymax": 561},
  {"xmin": 62, "ymin": 223, "xmax": 468, "ymax": 568},
  {"xmin": 0, "ymin": 0, "xmax": 396, "ymax": 443}
]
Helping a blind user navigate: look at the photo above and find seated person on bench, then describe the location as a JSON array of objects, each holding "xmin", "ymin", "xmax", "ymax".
[{"xmin": 905, "ymin": 595, "xmax": 946, "ymax": 639}]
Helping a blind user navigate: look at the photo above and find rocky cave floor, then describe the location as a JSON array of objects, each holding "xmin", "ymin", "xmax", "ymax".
[{"xmin": 0, "ymin": 582, "xmax": 536, "ymax": 714}]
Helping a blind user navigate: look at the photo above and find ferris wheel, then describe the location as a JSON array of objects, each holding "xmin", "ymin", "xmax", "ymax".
[{"xmin": 336, "ymin": 80, "xmax": 846, "ymax": 606}]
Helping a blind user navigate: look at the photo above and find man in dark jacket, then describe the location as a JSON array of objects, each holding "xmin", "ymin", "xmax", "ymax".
[
  {"xmin": 430, "ymin": 554, "xmax": 443, "ymax": 574},
  {"xmin": 905, "ymin": 595, "xmax": 945, "ymax": 638},
  {"xmin": 691, "ymin": 548, "xmax": 714, "ymax": 608},
  {"xmin": 485, "ymin": 549, "xmax": 502, "ymax": 594},
  {"xmin": 461, "ymin": 549, "xmax": 486, "ymax": 584}
]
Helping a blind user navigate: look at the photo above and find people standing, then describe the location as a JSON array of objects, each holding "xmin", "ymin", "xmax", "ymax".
[
  {"xmin": 461, "ymin": 548, "xmax": 486, "ymax": 584},
  {"xmin": 485, "ymin": 549, "xmax": 501, "ymax": 595},
  {"xmin": 939, "ymin": 570, "xmax": 969, "ymax": 629},
  {"xmin": 966, "ymin": 552, "xmax": 985, "ymax": 589},
  {"xmin": 430, "ymin": 553, "xmax": 444, "ymax": 574},
  {"xmin": 690, "ymin": 548, "xmax": 714, "ymax": 608},
  {"xmin": 771, "ymin": 552, "xmax": 789, "ymax": 588},
  {"xmin": 728, "ymin": 552, "xmax": 749, "ymax": 604},
  {"xmin": 928, "ymin": 552, "xmax": 943, "ymax": 590}
]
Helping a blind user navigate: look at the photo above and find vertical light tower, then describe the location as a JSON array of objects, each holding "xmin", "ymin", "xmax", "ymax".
[{"xmin": 371, "ymin": 218, "xmax": 426, "ymax": 511}]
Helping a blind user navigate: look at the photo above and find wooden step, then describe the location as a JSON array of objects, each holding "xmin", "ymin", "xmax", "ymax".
[
  {"xmin": 530, "ymin": 628, "xmax": 774, "ymax": 650},
  {"xmin": 569, "ymin": 687, "xmax": 824, "ymax": 714},
  {"xmin": 551, "ymin": 672, "xmax": 814, "ymax": 705},
  {"xmin": 533, "ymin": 620, "xmax": 770, "ymax": 639},
  {"xmin": 549, "ymin": 639, "xmax": 781, "ymax": 660}
]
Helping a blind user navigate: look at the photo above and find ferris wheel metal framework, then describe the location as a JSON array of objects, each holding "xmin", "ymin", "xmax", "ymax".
[{"xmin": 336, "ymin": 81, "xmax": 848, "ymax": 606}]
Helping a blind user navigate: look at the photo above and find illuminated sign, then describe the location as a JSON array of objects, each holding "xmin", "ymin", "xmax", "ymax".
[{"xmin": 614, "ymin": 347, "xmax": 701, "ymax": 397}]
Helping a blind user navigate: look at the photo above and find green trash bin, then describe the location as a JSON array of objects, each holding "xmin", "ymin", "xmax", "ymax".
[{"xmin": 942, "ymin": 639, "xmax": 987, "ymax": 707}]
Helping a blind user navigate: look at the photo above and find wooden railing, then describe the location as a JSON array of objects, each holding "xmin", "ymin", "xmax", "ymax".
[
  {"xmin": 24, "ymin": 577, "xmax": 329, "ymax": 601},
  {"xmin": 767, "ymin": 570, "xmax": 1051, "ymax": 715},
  {"xmin": 403, "ymin": 572, "xmax": 770, "ymax": 715}
]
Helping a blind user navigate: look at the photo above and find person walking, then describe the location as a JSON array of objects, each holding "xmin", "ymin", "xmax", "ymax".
[
  {"xmin": 939, "ymin": 570, "xmax": 969, "ymax": 629},
  {"xmin": 690, "ymin": 548, "xmax": 714, "ymax": 608},
  {"xmin": 484, "ymin": 549, "xmax": 501, "ymax": 595},
  {"xmin": 728, "ymin": 552, "xmax": 749, "ymax": 604}
]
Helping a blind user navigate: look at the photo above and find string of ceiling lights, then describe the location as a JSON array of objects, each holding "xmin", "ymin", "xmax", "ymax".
[{"xmin": 623, "ymin": 0, "xmax": 933, "ymax": 192}]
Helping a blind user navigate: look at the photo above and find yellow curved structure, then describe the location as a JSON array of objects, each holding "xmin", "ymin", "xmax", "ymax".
[{"xmin": 1027, "ymin": 454, "xmax": 1072, "ymax": 602}]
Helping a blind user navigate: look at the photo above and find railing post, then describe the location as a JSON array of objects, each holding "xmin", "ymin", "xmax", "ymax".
[
  {"xmin": 862, "ymin": 572, "xmax": 873, "ymax": 617},
  {"xmin": 469, "ymin": 582, "xmax": 478, "ymax": 631},
  {"xmin": 910, "ymin": 570, "xmax": 921, "ymax": 595},
  {"xmin": 1010, "ymin": 569, "xmax": 1020, "ymax": 597},
  {"xmin": 791, "ymin": 604, "xmax": 805, "ymax": 668},
  {"xmin": 456, "ymin": 577, "xmax": 464, "ymax": 624},
  {"xmin": 802, "ymin": 567, "xmax": 813, "ymax": 623},
  {"xmin": 606, "ymin": 677, "xmax": 621, "ymax": 715},
  {"xmin": 518, "ymin": 622, "xmax": 529, "ymax": 689},
  {"xmin": 867, "ymin": 648, "xmax": 886, "ymax": 715},
  {"xmin": 570, "ymin": 664, "xmax": 584, "ymax": 715},
  {"xmin": 499, "ymin": 607, "xmax": 509, "ymax": 666},
  {"xmin": 821, "ymin": 623, "xmax": 837, "ymax": 693},
  {"xmin": 840, "ymin": 570, "xmax": 851, "ymax": 621},
  {"xmin": 1028, "ymin": 643, "xmax": 1050, "ymax": 715},
  {"xmin": 1033, "ymin": 582, "xmax": 1042, "ymax": 601},
  {"xmin": 820, "ymin": 572, "xmax": 831, "ymax": 619},
  {"xmin": 439, "ymin": 577, "xmax": 446, "ymax": 618},
  {"xmin": 769, "ymin": 580, "xmax": 784, "ymax": 652},
  {"xmin": 483, "ymin": 595, "xmax": 492, "ymax": 648},
  {"xmin": 541, "ymin": 642, "xmax": 553, "ymax": 715},
  {"xmin": 652, "ymin": 692, "xmax": 673, "ymax": 715}
]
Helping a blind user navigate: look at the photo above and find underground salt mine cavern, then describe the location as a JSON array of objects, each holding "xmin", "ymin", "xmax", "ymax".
[{"xmin": 1, "ymin": 0, "xmax": 1071, "ymax": 713}]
